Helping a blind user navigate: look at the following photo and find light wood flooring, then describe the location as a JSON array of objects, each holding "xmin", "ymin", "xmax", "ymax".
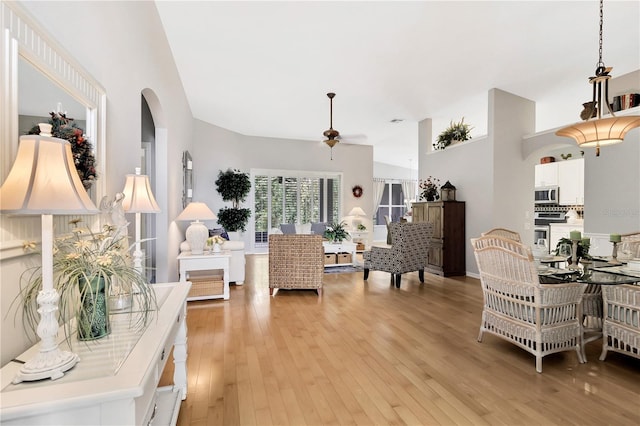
[{"xmin": 161, "ymin": 254, "xmax": 640, "ymax": 425}]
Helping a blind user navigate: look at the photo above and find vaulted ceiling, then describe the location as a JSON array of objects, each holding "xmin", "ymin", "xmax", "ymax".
[{"xmin": 155, "ymin": 1, "xmax": 639, "ymax": 168}]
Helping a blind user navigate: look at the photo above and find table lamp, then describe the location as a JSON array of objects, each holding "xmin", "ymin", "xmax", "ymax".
[
  {"xmin": 176, "ymin": 202, "xmax": 217, "ymax": 254},
  {"xmin": 121, "ymin": 168, "xmax": 160, "ymax": 275},
  {"xmin": 0, "ymin": 127, "xmax": 98, "ymax": 382},
  {"xmin": 348, "ymin": 206, "xmax": 366, "ymax": 229}
]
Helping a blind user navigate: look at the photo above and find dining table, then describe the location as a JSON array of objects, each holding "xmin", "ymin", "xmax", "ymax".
[{"xmin": 538, "ymin": 259, "xmax": 639, "ymax": 359}]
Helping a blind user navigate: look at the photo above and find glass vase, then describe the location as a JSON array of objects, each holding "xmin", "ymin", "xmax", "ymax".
[{"xmin": 77, "ymin": 276, "xmax": 110, "ymax": 341}]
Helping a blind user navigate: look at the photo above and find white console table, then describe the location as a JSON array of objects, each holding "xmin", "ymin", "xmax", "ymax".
[
  {"xmin": 323, "ymin": 241, "xmax": 358, "ymax": 267},
  {"xmin": 0, "ymin": 282, "xmax": 190, "ymax": 426},
  {"xmin": 178, "ymin": 251, "xmax": 230, "ymax": 300}
]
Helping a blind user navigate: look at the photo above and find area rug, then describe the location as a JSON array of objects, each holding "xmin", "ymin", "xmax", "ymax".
[{"xmin": 324, "ymin": 265, "xmax": 363, "ymax": 274}]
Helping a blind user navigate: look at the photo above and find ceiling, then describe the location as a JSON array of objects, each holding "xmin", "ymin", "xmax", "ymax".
[{"xmin": 155, "ymin": 1, "xmax": 640, "ymax": 168}]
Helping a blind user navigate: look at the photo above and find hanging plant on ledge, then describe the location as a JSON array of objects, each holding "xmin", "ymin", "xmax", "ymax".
[
  {"xmin": 434, "ymin": 117, "xmax": 473, "ymax": 150},
  {"xmin": 28, "ymin": 112, "xmax": 98, "ymax": 190}
]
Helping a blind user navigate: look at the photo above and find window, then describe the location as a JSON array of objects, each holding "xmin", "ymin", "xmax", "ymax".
[
  {"xmin": 253, "ymin": 170, "xmax": 341, "ymax": 245},
  {"xmin": 376, "ymin": 182, "xmax": 405, "ymax": 225}
]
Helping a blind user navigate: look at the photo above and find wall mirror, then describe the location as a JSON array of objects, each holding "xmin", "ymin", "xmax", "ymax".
[
  {"xmin": 183, "ymin": 151, "xmax": 193, "ymax": 208},
  {"xmin": 1, "ymin": 2, "xmax": 106, "ymax": 259}
]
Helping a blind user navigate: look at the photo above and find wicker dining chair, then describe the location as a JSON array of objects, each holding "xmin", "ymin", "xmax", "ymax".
[
  {"xmin": 600, "ymin": 284, "xmax": 640, "ymax": 361},
  {"xmin": 471, "ymin": 235, "xmax": 587, "ymax": 373},
  {"xmin": 619, "ymin": 232, "xmax": 640, "ymax": 258},
  {"xmin": 481, "ymin": 227, "xmax": 522, "ymax": 242},
  {"xmin": 268, "ymin": 234, "xmax": 324, "ymax": 296}
]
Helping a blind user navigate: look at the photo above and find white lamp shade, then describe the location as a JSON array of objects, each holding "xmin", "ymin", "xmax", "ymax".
[
  {"xmin": 176, "ymin": 202, "xmax": 217, "ymax": 222},
  {"xmin": 121, "ymin": 169, "xmax": 160, "ymax": 213},
  {"xmin": 0, "ymin": 135, "xmax": 98, "ymax": 214},
  {"xmin": 348, "ymin": 207, "xmax": 366, "ymax": 217}
]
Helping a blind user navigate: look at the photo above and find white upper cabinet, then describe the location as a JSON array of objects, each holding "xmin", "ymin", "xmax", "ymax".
[
  {"xmin": 534, "ymin": 162, "xmax": 559, "ymax": 187},
  {"xmin": 558, "ymin": 158, "xmax": 584, "ymax": 205}
]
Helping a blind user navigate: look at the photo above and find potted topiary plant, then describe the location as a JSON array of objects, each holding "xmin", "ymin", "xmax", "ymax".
[
  {"xmin": 434, "ymin": 117, "xmax": 473, "ymax": 150},
  {"xmin": 215, "ymin": 168, "xmax": 251, "ymax": 233}
]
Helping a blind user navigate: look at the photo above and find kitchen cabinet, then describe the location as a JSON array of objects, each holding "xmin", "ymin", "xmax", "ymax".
[
  {"xmin": 550, "ymin": 222, "xmax": 584, "ymax": 253},
  {"xmin": 558, "ymin": 158, "xmax": 584, "ymax": 205},
  {"xmin": 534, "ymin": 162, "xmax": 558, "ymax": 187},
  {"xmin": 411, "ymin": 201, "xmax": 465, "ymax": 277}
]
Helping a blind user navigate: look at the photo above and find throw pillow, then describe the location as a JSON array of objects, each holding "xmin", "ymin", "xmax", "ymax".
[
  {"xmin": 280, "ymin": 223, "xmax": 296, "ymax": 234},
  {"xmin": 311, "ymin": 222, "xmax": 328, "ymax": 235}
]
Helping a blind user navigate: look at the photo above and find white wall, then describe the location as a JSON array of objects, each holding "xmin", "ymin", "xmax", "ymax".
[
  {"xmin": 190, "ymin": 119, "xmax": 374, "ymax": 251},
  {"xmin": 1, "ymin": 1, "xmax": 193, "ymax": 365}
]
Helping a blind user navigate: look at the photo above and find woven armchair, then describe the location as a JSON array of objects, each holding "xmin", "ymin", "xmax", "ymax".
[
  {"xmin": 619, "ymin": 232, "xmax": 640, "ymax": 258},
  {"xmin": 269, "ymin": 234, "xmax": 324, "ymax": 296},
  {"xmin": 600, "ymin": 284, "xmax": 640, "ymax": 361},
  {"xmin": 471, "ymin": 235, "xmax": 587, "ymax": 373},
  {"xmin": 481, "ymin": 227, "xmax": 521, "ymax": 242},
  {"xmin": 363, "ymin": 222, "xmax": 434, "ymax": 288}
]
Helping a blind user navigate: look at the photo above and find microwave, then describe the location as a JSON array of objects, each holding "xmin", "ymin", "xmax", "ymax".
[{"xmin": 534, "ymin": 186, "xmax": 559, "ymax": 205}]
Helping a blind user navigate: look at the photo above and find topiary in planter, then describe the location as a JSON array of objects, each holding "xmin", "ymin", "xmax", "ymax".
[{"xmin": 215, "ymin": 169, "xmax": 251, "ymax": 232}]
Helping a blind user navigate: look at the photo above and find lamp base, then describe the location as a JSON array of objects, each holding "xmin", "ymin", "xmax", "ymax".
[
  {"xmin": 13, "ymin": 348, "xmax": 79, "ymax": 383},
  {"xmin": 185, "ymin": 220, "xmax": 208, "ymax": 255}
]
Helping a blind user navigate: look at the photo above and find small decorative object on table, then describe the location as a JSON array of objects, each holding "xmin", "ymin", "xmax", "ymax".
[
  {"xmin": 556, "ymin": 234, "xmax": 590, "ymax": 271},
  {"xmin": 419, "ymin": 176, "xmax": 441, "ymax": 202},
  {"xmin": 440, "ymin": 181, "xmax": 456, "ymax": 201},
  {"xmin": 207, "ymin": 235, "xmax": 225, "ymax": 253}
]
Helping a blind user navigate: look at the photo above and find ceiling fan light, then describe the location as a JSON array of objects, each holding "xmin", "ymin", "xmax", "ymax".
[{"xmin": 325, "ymin": 139, "xmax": 338, "ymax": 149}]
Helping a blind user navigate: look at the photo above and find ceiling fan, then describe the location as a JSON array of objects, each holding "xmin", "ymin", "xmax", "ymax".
[{"xmin": 323, "ymin": 92, "xmax": 340, "ymax": 159}]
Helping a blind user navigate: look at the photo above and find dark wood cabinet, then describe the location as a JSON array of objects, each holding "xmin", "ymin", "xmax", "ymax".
[{"xmin": 411, "ymin": 201, "xmax": 465, "ymax": 277}]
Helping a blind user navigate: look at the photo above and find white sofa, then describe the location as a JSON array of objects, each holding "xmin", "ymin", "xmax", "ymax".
[{"xmin": 180, "ymin": 239, "xmax": 245, "ymax": 284}]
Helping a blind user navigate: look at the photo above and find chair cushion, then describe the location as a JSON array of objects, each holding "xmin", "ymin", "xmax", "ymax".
[
  {"xmin": 296, "ymin": 223, "xmax": 312, "ymax": 234},
  {"xmin": 280, "ymin": 223, "xmax": 296, "ymax": 234}
]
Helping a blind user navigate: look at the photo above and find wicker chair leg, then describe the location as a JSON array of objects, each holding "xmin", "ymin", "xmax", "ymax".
[
  {"xmin": 395, "ymin": 274, "xmax": 401, "ymax": 288},
  {"xmin": 364, "ymin": 269, "xmax": 370, "ymax": 280},
  {"xmin": 419, "ymin": 269, "xmax": 424, "ymax": 283},
  {"xmin": 576, "ymin": 346, "xmax": 585, "ymax": 364},
  {"xmin": 269, "ymin": 288, "xmax": 274, "ymax": 296},
  {"xmin": 599, "ymin": 346, "xmax": 608, "ymax": 361},
  {"xmin": 536, "ymin": 356, "xmax": 542, "ymax": 373},
  {"xmin": 317, "ymin": 288, "xmax": 322, "ymax": 297}
]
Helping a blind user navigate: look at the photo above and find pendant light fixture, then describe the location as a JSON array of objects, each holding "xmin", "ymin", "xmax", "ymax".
[
  {"xmin": 556, "ymin": 0, "xmax": 640, "ymax": 156},
  {"xmin": 323, "ymin": 92, "xmax": 340, "ymax": 160}
]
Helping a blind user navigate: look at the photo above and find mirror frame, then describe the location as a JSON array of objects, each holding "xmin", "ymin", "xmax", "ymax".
[{"xmin": 1, "ymin": 2, "xmax": 106, "ymax": 259}]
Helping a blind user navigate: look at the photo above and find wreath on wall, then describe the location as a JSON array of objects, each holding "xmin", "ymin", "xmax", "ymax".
[
  {"xmin": 28, "ymin": 112, "xmax": 97, "ymax": 190},
  {"xmin": 352, "ymin": 185, "xmax": 363, "ymax": 198}
]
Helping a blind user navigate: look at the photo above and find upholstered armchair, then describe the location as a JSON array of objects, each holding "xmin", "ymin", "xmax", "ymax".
[
  {"xmin": 471, "ymin": 235, "xmax": 587, "ymax": 373},
  {"xmin": 363, "ymin": 222, "xmax": 434, "ymax": 288},
  {"xmin": 268, "ymin": 234, "xmax": 324, "ymax": 296}
]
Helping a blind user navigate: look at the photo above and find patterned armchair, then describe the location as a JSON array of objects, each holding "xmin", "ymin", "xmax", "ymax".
[
  {"xmin": 269, "ymin": 234, "xmax": 324, "ymax": 296},
  {"xmin": 363, "ymin": 222, "xmax": 434, "ymax": 288},
  {"xmin": 471, "ymin": 235, "xmax": 586, "ymax": 373}
]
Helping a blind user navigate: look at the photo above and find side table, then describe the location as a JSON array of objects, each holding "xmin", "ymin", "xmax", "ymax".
[
  {"xmin": 323, "ymin": 241, "xmax": 358, "ymax": 267},
  {"xmin": 178, "ymin": 251, "xmax": 230, "ymax": 300}
]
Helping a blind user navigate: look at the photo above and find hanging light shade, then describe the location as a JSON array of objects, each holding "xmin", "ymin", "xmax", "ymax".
[{"xmin": 555, "ymin": 0, "xmax": 640, "ymax": 156}]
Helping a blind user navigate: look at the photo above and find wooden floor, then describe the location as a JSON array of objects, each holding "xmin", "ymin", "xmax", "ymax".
[{"xmin": 161, "ymin": 254, "xmax": 640, "ymax": 426}]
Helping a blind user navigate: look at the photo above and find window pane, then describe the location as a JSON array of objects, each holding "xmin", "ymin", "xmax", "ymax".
[
  {"xmin": 376, "ymin": 207, "xmax": 389, "ymax": 225},
  {"xmin": 391, "ymin": 206, "xmax": 404, "ymax": 223},
  {"xmin": 391, "ymin": 183, "xmax": 404, "ymax": 205},
  {"xmin": 300, "ymin": 177, "xmax": 319, "ymax": 223},
  {"xmin": 254, "ymin": 175, "xmax": 268, "ymax": 233},
  {"xmin": 380, "ymin": 184, "xmax": 390, "ymax": 204},
  {"xmin": 270, "ymin": 177, "xmax": 283, "ymax": 227},
  {"xmin": 284, "ymin": 177, "xmax": 297, "ymax": 224}
]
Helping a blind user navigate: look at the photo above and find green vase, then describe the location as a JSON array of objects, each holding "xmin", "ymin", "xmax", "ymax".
[{"xmin": 78, "ymin": 276, "xmax": 110, "ymax": 340}]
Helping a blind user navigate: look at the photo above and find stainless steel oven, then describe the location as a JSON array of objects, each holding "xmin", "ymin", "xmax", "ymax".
[{"xmin": 533, "ymin": 211, "xmax": 566, "ymax": 254}]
